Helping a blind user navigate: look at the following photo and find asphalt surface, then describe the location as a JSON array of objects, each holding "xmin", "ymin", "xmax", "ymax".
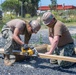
[{"xmin": 0, "ymin": 27, "xmax": 76, "ymax": 75}]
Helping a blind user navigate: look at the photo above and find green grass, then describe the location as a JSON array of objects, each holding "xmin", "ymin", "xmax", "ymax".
[
  {"xmin": 0, "ymin": 16, "xmax": 76, "ymax": 32},
  {"xmin": 65, "ymin": 22, "xmax": 76, "ymax": 27},
  {"xmin": 72, "ymin": 34, "xmax": 76, "ymax": 39},
  {"xmin": 41, "ymin": 22, "xmax": 76, "ymax": 29}
]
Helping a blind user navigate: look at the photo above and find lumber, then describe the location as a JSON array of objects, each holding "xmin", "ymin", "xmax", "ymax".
[
  {"xmin": 0, "ymin": 44, "xmax": 47, "ymax": 53},
  {"xmin": 0, "ymin": 44, "xmax": 76, "ymax": 63},
  {"xmin": 35, "ymin": 44, "xmax": 47, "ymax": 53},
  {"xmin": 0, "ymin": 48, "xmax": 27, "ymax": 62},
  {"xmin": 14, "ymin": 51, "xmax": 76, "ymax": 63},
  {"xmin": 38, "ymin": 53, "xmax": 76, "ymax": 62},
  {"xmin": 47, "ymin": 45, "xmax": 76, "ymax": 54}
]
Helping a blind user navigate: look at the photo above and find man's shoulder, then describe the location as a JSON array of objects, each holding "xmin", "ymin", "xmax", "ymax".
[
  {"xmin": 54, "ymin": 20, "xmax": 66, "ymax": 28},
  {"xmin": 55, "ymin": 20, "xmax": 63, "ymax": 26}
]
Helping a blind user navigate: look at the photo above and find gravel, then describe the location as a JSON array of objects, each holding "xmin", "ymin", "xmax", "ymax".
[{"xmin": 0, "ymin": 27, "xmax": 76, "ymax": 75}]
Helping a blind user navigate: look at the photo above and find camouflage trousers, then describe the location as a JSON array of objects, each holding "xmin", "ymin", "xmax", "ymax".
[
  {"xmin": 1, "ymin": 25, "xmax": 21, "ymax": 55},
  {"xmin": 52, "ymin": 43, "xmax": 75, "ymax": 67}
]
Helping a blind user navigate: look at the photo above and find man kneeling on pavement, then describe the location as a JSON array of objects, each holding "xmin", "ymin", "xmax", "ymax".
[
  {"xmin": 1, "ymin": 19, "xmax": 41, "ymax": 66},
  {"xmin": 42, "ymin": 11, "xmax": 75, "ymax": 68}
]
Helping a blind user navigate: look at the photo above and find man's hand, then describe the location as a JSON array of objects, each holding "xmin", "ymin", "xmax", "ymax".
[{"xmin": 45, "ymin": 51, "xmax": 51, "ymax": 55}]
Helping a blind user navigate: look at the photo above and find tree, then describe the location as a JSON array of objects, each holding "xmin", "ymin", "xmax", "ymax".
[
  {"xmin": 1, "ymin": 0, "xmax": 21, "ymax": 16},
  {"xmin": 50, "ymin": 0, "xmax": 57, "ymax": 10},
  {"xmin": 2, "ymin": 0, "xmax": 40, "ymax": 17},
  {"xmin": 28, "ymin": 0, "xmax": 40, "ymax": 16},
  {"xmin": 19, "ymin": 0, "xmax": 40, "ymax": 17},
  {"xmin": 19, "ymin": 0, "xmax": 26, "ymax": 17}
]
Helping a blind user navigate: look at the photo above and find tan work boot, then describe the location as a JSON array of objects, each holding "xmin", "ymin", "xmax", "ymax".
[{"xmin": 4, "ymin": 54, "xmax": 15, "ymax": 66}]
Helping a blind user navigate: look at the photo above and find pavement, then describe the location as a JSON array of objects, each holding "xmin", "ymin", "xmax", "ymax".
[{"xmin": 0, "ymin": 27, "xmax": 76, "ymax": 75}]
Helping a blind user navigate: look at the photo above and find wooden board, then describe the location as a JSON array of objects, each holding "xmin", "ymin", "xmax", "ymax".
[
  {"xmin": 0, "ymin": 48, "xmax": 76, "ymax": 62},
  {"xmin": 35, "ymin": 44, "xmax": 47, "ymax": 53},
  {"xmin": 38, "ymin": 53, "xmax": 76, "ymax": 62},
  {"xmin": 47, "ymin": 45, "xmax": 76, "ymax": 54}
]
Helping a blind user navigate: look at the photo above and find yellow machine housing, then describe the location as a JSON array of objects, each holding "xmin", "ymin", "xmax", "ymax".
[{"xmin": 21, "ymin": 47, "xmax": 34, "ymax": 56}]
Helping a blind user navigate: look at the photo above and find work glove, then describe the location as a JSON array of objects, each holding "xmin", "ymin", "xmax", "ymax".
[{"xmin": 22, "ymin": 44, "xmax": 29, "ymax": 50}]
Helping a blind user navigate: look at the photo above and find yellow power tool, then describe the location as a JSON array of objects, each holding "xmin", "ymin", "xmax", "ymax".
[{"xmin": 21, "ymin": 46, "xmax": 38, "ymax": 56}]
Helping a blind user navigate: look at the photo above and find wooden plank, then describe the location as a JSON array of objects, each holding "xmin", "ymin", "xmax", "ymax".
[
  {"xmin": 35, "ymin": 44, "xmax": 47, "ymax": 53},
  {"xmin": 47, "ymin": 45, "xmax": 76, "ymax": 54},
  {"xmin": 0, "ymin": 48, "xmax": 22, "ymax": 55},
  {"xmin": 0, "ymin": 44, "xmax": 47, "ymax": 54},
  {"xmin": 38, "ymin": 53, "xmax": 76, "ymax": 62},
  {"xmin": 0, "ymin": 46, "xmax": 76, "ymax": 63},
  {"xmin": 1, "ymin": 44, "xmax": 75, "ymax": 54},
  {"xmin": 0, "ymin": 49, "xmax": 27, "ymax": 62}
]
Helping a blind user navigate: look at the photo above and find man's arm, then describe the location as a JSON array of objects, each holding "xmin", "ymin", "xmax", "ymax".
[
  {"xmin": 46, "ymin": 36, "xmax": 59, "ymax": 54},
  {"xmin": 24, "ymin": 33, "xmax": 31, "ymax": 44},
  {"xmin": 13, "ymin": 28, "xmax": 24, "ymax": 45},
  {"xmin": 49, "ymin": 36, "xmax": 53, "ymax": 44}
]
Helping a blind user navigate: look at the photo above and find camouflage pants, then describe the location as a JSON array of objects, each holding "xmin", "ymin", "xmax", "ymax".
[
  {"xmin": 1, "ymin": 25, "xmax": 21, "ymax": 55},
  {"xmin": 53, "ymin": 43, "xmax": 75, "ymax": 67}
]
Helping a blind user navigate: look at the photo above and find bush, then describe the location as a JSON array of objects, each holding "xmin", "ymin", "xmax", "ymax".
[{"xmin": 25, "ymin": 14, "xmax": 31, "ymax": 18}]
